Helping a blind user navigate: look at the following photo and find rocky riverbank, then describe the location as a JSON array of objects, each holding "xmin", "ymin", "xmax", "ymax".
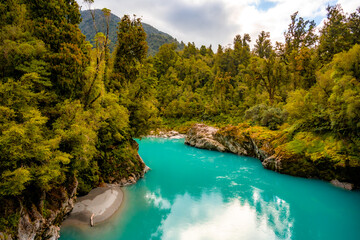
[
  {"xmin": 185, "ymin": 124, "xmax": 359, "ymax": 190},
  {"xmin": 16, "ymin": 177, "xmax": 78, "ymax": 240},
  {"xmin": 1, "ymin": 143, "xmax": 149, "ymax": 240},
  {"xmin": 147, "ymin": 129, "xmax": 186, "ymax": 139}
]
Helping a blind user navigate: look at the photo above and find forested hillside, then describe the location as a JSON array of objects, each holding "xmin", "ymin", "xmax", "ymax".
[
  {"xmin": 0, "ymin": 0, "xmax": 359, "ymax": 238},
  {"xmin": 151, "ymin": 7, "xmax": 360, "ymax": 127},
  {"xmin": 79, "ymin": 9, "xmax": 185, "ymax": 55},
  {"xmin": 149, "ymin": 6, "xmax": 360, "ymax": 186},
  {"xmin": 0, "ymin": 0, "xmax": 157, "ymax": 238}
]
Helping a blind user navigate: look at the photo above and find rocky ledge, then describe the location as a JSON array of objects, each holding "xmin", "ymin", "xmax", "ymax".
[
  {"xmin": 14, "ymin": 165, "xmax": 149, "ymax": 240},
  {"xmin": 2, "ymin": 141, "xmax": 150, "ymax": 240},
  {"xmin": 185, "ymin": 125, "xmax": 227, "ymax": 152},
  {"xmin": 117, "ymin": 152, "xmax": 150, "ymax": 186},
  {"xmin": 185, "ymin": 124, "xmax": 272, "ymax": 161},
  {"xmin": 147, "ymin": 130, "xmax": 186, "ymax": 139},
  {"xmin": 17, "ymin": 177, "xmax": 78, "ymax": 240},
  {"xmin": 185, "ymin": 124, "xmax": 359, "ymax": 190}
]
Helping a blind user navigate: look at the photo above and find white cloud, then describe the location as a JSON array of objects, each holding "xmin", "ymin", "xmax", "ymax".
[
  {"xmin": 145, "ymin": 191, "xmax": 171, "ymax": 210},
  {"xmin": 226, "ymin": 0, "xmax": 331, "ymax": 46},
  {"xmin": 150, "ymin": 190, "xmax": 293, "ymax": 240},
  {"xmin": 77, "ymin": 0, "xmax": 359, "ymax": 48},
  {"xmin": 338, "ymin": 0, "xmax": 359, "ymax": 13}
]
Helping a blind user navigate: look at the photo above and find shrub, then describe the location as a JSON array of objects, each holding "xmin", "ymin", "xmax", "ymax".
[{"xmin": 245, "ymin": 104, "xmax": 287, "ymax": 130}]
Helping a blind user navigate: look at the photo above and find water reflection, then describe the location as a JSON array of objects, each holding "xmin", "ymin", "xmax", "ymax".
[
  {"xmin": 60, "ymin": 138, "xmax": 360, "ymax": 240},
  {"xmin": 145, "ymin": 188, "xmax": 293, "ymax": 240},
  {"xmin": 145, "ymin": 190, "xmax": 171, "ymax": 210}
]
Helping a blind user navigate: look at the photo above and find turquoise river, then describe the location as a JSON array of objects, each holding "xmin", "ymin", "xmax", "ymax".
[{"xmin": 60, "ymin": 138, "xmax": 360, "ymax": 240}]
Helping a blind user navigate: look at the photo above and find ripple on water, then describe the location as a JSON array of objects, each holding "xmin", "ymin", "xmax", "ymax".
[{"xmin": 60, "ymin": 138, "xmax": 360, "ymax": 240}]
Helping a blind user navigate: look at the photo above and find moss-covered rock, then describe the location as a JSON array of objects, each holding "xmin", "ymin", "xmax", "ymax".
[
  {"xmin": 185, "ymin": 123, "xmax": 360, "ymax": 190},
  {"xmin": 96, "ymin": 139, "xmax": 148, "ymax": 186}
]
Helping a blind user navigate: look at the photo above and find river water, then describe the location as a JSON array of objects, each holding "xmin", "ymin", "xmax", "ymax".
[{"xmin": 60, "ymin": 138, "xmax": 360, "ymax": 240}]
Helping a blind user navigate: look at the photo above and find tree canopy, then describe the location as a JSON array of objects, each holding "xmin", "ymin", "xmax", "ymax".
[{"xmin": 1, "ymin": 1, "xmax": 360, "ymax": 237}]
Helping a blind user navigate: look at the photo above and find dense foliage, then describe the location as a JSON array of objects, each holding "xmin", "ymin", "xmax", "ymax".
[
  {"xmin": 150, "ymin": 5, "xmax": 360, "ymax": 131},
  {"xmin": 0, "ymin": 0, "xmax": 359, "ymax": 237},
  {"xmin": 147, "ymin": 5, "xmax": 360, "ymax": 180},
  {"xmin": 0, "ymin": 0, "xmax": 156, "ymax": 235}
]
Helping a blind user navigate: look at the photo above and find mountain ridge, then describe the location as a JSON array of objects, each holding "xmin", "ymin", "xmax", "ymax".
[{"xmin": 79, "ymin": 9, "xmax": 184, "ymax": 55}]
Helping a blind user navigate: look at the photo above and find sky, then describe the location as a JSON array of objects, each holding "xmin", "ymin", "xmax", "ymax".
[{"xmin": 77, "ymin": 0, "xmax": 359, "ymax": 49}]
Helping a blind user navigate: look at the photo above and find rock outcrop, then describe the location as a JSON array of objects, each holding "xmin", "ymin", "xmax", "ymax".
[
  {"xmin": 147, "ymin": 130, "xmax": 186, "ymax": 139},
  {"xmin": 117, "ymin": 140, "xmax": 150, "ymax": 186},
  {"xmin": 1, "ymin": 140, "xmax": 150, "ymax": 240},
  {"xmin": 100, "ymin": 139, "xmax": 150, "ymax": 187},
  {"xmin": 185, "ymin": 124, "xmax": 227, "ymax": 152},
  {"xmin": 185, "ymin": 124, "xmax": 272, "ymax": 160},
  {"xmin": 17, "ymin": 177, "xmax": 78, "ymax": 240},
  {"xmin": 330, "ymin": 179, "xmax": 355, "ymax": 191},
  {"xmin": 214, "ymin": 130, "xmax": 271, "ymax": 161},
  {"xmin": 118, "ymin": 153, "xmax": 150, "ymax": 186},
  {"xmin": 185, "ymin": 124, "xmax": 359, "ymax": 190}
]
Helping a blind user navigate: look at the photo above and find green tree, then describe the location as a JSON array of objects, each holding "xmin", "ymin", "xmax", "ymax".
[
  {"xmin": 200, "ymin": 45, "xmax": 207, "ymax": 56},
  {"xmin": 247, "ymin": 55, "xmax": 286, "ymax": 104},
  {"xmin": 102, "ymin": 8, "xmax": 111, "ymax": 83},
  {"xmin": 327, "ymin": 44, "xmax": 360, "ymax": 136},
  {"xmin": 109, "ymin": 15, "xmax": 148, "ymax": 90},
  {"xmin": 348, "ymin": 7, "xmax": 360, "ymax": 45},
  {"xmin": 153, "ymin": 42, "xmax": 179, "ymax": 77},
  {"xmin": 284, "ymin": 11, "xmax": 317, "ymax": 55},
  {"xmin": 182, "ymin": 42, "xmax": 198, "ymax": 59},
  {"xmin": 27, "ymin": 0, "xmax": 90, "ymax": 100},
  {"xmin": 111, "ymin": 15, "xmax": 158, "ymax": 137},
  {"xmin": 254, "ymin": 31, "xmax": 272, "ymax": 59},
  {"xmin": 212, "ymin": 72, "xmax": 233, "ymax": 112},
  {"xmin": 283, "ymin": 11, "xmax": 318, "ymax": 90},
  {"xmin": 318, "ymin": 5, "xmax": 352, "ymax": 64},
  {"xmin": 233, "ymin": 34, "xmax": 251, "ymax": 71}
]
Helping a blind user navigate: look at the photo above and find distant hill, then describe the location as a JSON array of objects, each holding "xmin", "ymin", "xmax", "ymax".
[{"xmin": 79, "ymin": 9, "xmax": 184, "ymax": 55}]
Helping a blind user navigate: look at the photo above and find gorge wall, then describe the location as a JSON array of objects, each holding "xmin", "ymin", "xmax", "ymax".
[
  {"xmin": 185, "ymin": 124, "xmax": 359, "ymax": 191},
  {"xmin": 0, "ymin": 141, "xmax": 149, "ymax": 240}
]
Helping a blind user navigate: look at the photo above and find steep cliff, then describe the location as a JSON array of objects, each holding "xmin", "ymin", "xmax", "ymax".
[
  {"xmin": 185, "ymin": 124, "xmax": 274, "ymax": 160},
  {"xmin": 0, "ymin": 141, "xmax": 149, "ymax": 240},
  {"xmin": 185, "ymin": 124, "xmax": 359, "ymax": 190},
  {"xmin": 17, "ymin": 178, "xmax": 78, "ymax": 240}
]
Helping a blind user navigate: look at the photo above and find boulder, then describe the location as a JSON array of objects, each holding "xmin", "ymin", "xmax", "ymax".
[
  {"xmin": 185, "ymin": 124, "xmax": 227, "ymax": 152},
  {"xmin": 184, "ymin": 123, "xmax": 359, "ymax": 190},
  {"xmin": 330, "ymin": 179, "xmax": 355, "ymax": 191},
  {"xmin": 17, "ymin": 178, "xmax": 78, "ymax": 240}
]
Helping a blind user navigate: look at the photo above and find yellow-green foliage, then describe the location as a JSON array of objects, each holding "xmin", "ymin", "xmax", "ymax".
[
  {"xmin": 286, "ymin": 132, "xmax": 325, "ymax": 157},
  {"xmin": 53, "ymin": 100, "xmax": 99, "ymax": 170},
  {"xmin": 162, "ymin": 119, "xmax": 199, "ymax": 133},
  {"xmin": 218, "ymin": 124, "xmax": 249, "ymax": 142},
  {"xmin": 284, "ymin": 89, "xmax": 312, "ymax": 122},
  {"xmin": 0, "ymin": 211, "xmax": 19, "ymax": 235},
  {"xmin": 246, "ymin": 125, "xmax": 278, "ymax": 142},
  {"xmin": 1, "ymin": 1, "xmax": 360, "ymax": 236},
  {"xmin": 218, "ymin": 122, "xmax": 359, "ymax": 170},
  {"xmin": 219, "ymin": 123, "xmax": 278, "ymax": 146},
  {"xmin": 285, "ymin": 131, "xmax": 359, "ymax": 167},
  {"xmin": 0, "ymin": 168, "xmax": 31, "ymax": 196},
  {"xmin": 99, "ymin": 141, "xmax": 144, "ymax": 183},
  {"xmin": 0, "ymin": 1, "xmax": 155, "ymax": 229}
]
